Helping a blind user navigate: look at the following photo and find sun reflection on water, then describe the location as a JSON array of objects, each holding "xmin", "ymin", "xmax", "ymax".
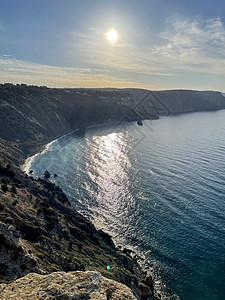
[{"xmin": 83, "ymin": 132, "xmax": 135, "ymax": 236}]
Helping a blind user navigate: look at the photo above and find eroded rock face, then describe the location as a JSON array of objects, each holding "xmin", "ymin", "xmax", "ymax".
[{"xmin": 0, "ymin": 271, "xmax": 137, "ymax": 300}]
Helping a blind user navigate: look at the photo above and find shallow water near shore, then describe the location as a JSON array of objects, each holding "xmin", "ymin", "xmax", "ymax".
[{"xmin": 29, "ymin": 110, "xmax": 225, "ymax": 299}]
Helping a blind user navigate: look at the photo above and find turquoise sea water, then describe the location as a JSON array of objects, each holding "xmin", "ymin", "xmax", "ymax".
[{"xmin": 29, "ymin": 111, "xmax": 225, "ymax": 299}]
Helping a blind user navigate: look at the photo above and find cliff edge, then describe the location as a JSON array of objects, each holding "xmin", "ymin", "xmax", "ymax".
[{"xmin": 0, "ymin": 271, "xmax": 137, "ymax": 300}]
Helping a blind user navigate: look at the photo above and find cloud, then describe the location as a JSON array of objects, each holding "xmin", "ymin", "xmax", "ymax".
[
  {"xmin": 0, "ymin": 56, "xmax": 153, "ymax": 89},
  {"xmin": 80, "ymin": 16, "xmax": 225, "ymax": 77},
  {"xmin": 1, "ymin": 16, "xmax": 225, "ymax": 90},
  {"xmin": 150, "ymin": 16, "xmax": 225, "ymax": 74},
  {"xmin": 69, "ymin": 16, "xmax": 225, "ymax": 78},
  {"xmin": 66, "ymin": 28, "xmax": 175, "ymax": 77}
]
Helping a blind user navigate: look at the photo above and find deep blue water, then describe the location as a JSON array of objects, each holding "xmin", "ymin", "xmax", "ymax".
[{"xmin": 28, "ymin": 111, "xmax": 225, "ymax": 299}]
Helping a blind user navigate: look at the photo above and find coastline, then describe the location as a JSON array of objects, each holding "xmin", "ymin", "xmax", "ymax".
[
  {"xmin": 21, "ymin": 120, "xmax": 133, "ymax": 173},
  {"xmin": 21, "ymin": 140, "xmax": 57, "ymax": 173},
  {"xmin": 20, "ymin": 121, "xmax": 162, "ymax": 300},
  {"xmin": 20, "ymin": 130, "xmax": 77, "ymax": 173}
]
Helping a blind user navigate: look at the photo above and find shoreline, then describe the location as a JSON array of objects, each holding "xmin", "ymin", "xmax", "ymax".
[
  {"xmin": 20, "ymin": 119, "xmax": 136, "ymax": 173},
  {"xmin": 20, "ymin": 121, "xmax": 163, "ymax": 299},
  {"xmin": 20, "ymin": 130, "xmax": 77, "ymax": 173}
]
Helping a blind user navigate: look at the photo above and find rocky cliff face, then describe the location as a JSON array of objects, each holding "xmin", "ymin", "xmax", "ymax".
[
  {"xmin": 127, "ymin": 88, "xmax": 225, "ymax": 116},
  {"xmin": 0, "ymin": 85, "xmax": 69, "ymax": 143},
  {"xmin": 156, "ymin": 89, "xmax": 225, "ymax": 113},
  {"xmin": 1, "ymin": 84, "xmax": 224, "ymax": 150},
  {"xmin": 0, "ymin": 271, "xmax": 138, "ymax": 300},
  {"xmin": 0, "ymin": 85, "xmax": 148, "ymax": 149}
]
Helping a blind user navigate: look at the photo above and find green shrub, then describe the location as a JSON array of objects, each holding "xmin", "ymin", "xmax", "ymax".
[
  {"xmin": 1, "ymin": 184, "xmax": 8, "ymax": 193},
  {"xmin": 5, "ymin": 217, "xmax": 13, "ymax": 224},
  {"xmin": 20, "ymin": 264, "xmax": 27, "ymax": 272}
]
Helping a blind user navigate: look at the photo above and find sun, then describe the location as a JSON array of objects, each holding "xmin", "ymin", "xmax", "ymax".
[{"xmin": 106, "ymin": 29, "xmax": 118, "ymax": 43}]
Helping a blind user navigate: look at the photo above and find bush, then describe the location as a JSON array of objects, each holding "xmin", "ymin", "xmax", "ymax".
[
  {"xmin": 1, "ymin": 184, "xmax": 8, "ymax": 193},
  {"xmin": 20, "ymin": 224, "xmax": 41, "ymax": 243},
  {"xmin": 0, "ymin": 263, "xmax": 8, "ymax": 276},
  {"xmin": 11, "ymin": 185, "xmax": 17, "ymax": 194},
  {"xmin": 20, "ymin": 264, "xmax": 27, "ymax": 272},
  {"xmin": 5, "ymin": 217, "xmax": 13, "ymax": 224}
]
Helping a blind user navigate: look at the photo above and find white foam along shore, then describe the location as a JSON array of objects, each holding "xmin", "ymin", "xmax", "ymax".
[
  {"xmin": 21, "ymin": 139, "xmax": 56, "ymax": 174},
  {"xmin": 20, "ymin": 130, "xmax": 78, "ymax": 173},
  {"xmin": 20, "ymin": 121, "xmax": 124, "ymax": 174}
]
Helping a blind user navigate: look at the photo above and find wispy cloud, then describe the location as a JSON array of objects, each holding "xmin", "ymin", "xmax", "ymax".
[
  {"xmin": 67, "ymin": 16, "xmax": 225, "ymax": 78},
  {"xmin": 0, "ymin": 56, "xmax": 153, "ymax": 89},
  {"xmin": 154, "ymin": 16, "xmax": 225, "ymax": 74},
  {"xmin": 66, "ymin": 28, "xmax": 175, "ymax": 77},
  {"xmin": 1, "ymin": 16, "xmax": 225, "ymax": 90}
]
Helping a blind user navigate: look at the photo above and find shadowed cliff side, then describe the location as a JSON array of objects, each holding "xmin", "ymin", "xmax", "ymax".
[{"xmin": 1, "ymin": 84, "xmax": 224, "ymax": 155}]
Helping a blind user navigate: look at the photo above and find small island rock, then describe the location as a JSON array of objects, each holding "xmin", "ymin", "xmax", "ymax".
[
  {"xmin": 44, "ymin": 170, "xmax": 51, "ymax": 178},
  {"xmin": 137, "ymin": 120, "xmax": 143, "ymax": 126}
]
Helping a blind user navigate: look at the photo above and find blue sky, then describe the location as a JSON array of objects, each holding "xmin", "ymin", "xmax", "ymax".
[{"xmin": 1, "ymin": 0, "xmax": 225, "ymax": 90}]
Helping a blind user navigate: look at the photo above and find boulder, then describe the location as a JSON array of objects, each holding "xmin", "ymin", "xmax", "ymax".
[
  {"xmin": 137, "ymin": 120, "xmax": 143, "ymax": 126},
  {"xmin": 44, "ymin": 170, "xmax": 50, "ymax": 178},
  {"xmin": 140, "ymin": 282, "xmax": 153, "ymax": 299},
  {"xmin": 141, "ymin": 275, "xmax": 153, "ymax": 290}
]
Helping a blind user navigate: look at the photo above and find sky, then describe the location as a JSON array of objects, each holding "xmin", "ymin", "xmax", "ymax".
[{"xmin": 1, "ymin": 0, "xmax": 225, "ymax": 91}]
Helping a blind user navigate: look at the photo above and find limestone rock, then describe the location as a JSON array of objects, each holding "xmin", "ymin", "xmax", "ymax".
[{"xmin": 0, "ymin": 271, "xmax": 138, "ymax": 300}]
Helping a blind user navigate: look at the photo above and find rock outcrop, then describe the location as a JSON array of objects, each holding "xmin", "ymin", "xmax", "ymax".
[{"xmin": 0, "ymin": 271, "xmax": 137, "ymax": 299}]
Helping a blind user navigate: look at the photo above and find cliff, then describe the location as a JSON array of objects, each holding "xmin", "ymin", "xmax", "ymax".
[
  {"xmin": 126, "ymin": 88, "xmax": 225, "ymax": 116},
  {"xmin": 0, "ymin": 84, "xmax": 152, "ymax": 151},
  {"xmin": 156, "ymin": 89, "xmax": 225, "ymax": 113},
  {"xmin": 1, "ymin": 85, "xmax": 224, "ymax": 155}
]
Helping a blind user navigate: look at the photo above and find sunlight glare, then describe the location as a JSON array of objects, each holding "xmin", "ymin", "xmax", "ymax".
[{"xmin": 106, "ymin": 29, "xmax": 118, "ymax": 43}]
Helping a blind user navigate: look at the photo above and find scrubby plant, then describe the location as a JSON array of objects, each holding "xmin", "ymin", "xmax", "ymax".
[
  {"xmin": 1, "ymin": 184, "xmax": 8, "ymax": 193},
  {"xmin": 20, "ymin": 264, "xmax": 27, "ymax": 272},
  {"xmin": 11, "ymin": 185, "xmax": 17, "ymax": 194},
  {"xmin": 5, "ymin": 217, "xmax": 13, "ymax": 224},
  {"xmin": 0, "ymin": 203, "xmax": 4, "ymax": 211}
]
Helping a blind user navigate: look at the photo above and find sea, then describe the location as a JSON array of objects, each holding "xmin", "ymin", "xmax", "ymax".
[{"xmin": 26, "ymin": 110, "xmax": 225, "ymax": 300}]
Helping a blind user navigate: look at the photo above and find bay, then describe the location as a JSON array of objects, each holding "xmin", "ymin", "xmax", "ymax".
[{"xmin": 29, "ymin": 110, "xmax": 225, "ymax": 299}]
